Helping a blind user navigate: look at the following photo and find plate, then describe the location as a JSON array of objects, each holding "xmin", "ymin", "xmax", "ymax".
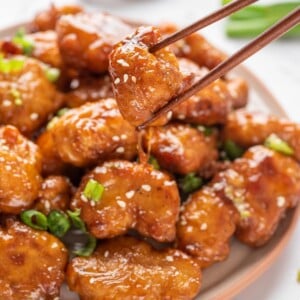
[{"xmin": 1, "ymin": 23, "xmax": 299, "ymax": 300}]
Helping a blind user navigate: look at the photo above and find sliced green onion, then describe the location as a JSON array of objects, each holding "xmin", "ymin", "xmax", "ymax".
[
  {"xmin": 264, "ymin": 134, "xmax": 294, "ymax": 156},
  {"xmin": 0, "ymin": 57, "xmax": 24, "ymax": 74},
  {"xmin": 20, "ymin": 210, "xmax": 48, "ymax": 231},
  {"xmin": 12, "ymin": 28, "xmax": 34, "ymax": 55},
  {"xmin": 56, "ymin": 107, "xmax": 69, "ymax": 117},
  {"xmin": 46, "ymin": 116, "xmax": 59, "ymax": 130},
  {"xmin": 148, "ymin": 155, "xmax": 160, "ymax": 170},
  {"xmin": 47, "ymin": 210, "xmax": 71, "ymax": 238},
  {"xmin": 73, "ymin": 235, "xmax": 97, "ymax": 257},
  {"xmin": 67, "ymin": 209, "xmax": 86, "ymax": 232},
  {"xmin": 196, "ymin": 125, "xmax": 214, "ymax": 136},
  {"xmin": 45, "ymin": 67, "xmax": 60, "ymax": 82},
  {"xmin": 83, "ymin": 179, "xmax": 104, "ymax": 203},
  {"xmin": 179, "ymin": 173, "xmax": 203, "ymax": 194},
  {"xmin": 223, "ymin": 140, "xmax": 244, "ymax": 160}
]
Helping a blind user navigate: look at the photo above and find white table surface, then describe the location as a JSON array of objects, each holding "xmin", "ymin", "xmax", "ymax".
[{"xmin": 1, "ymin": 0, "xmax": 299, "ymax": 299}]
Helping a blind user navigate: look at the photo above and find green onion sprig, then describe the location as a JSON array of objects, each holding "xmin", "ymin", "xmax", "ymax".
[
  {"xmin": 223, "ymin": 140, "xmax": 244, "ymax": 160},
  {"xmin": 12, "ymin": 28, "xmax": 34, "ymax": 55},
  {"xmin": 83, "ymin": 179, "xmax": 104, "ymax": 203},
  {"xmin": 20, "ymin": 210, "xmax": 48, "ymax": 231},
  {"xmin": 264, "ymin": 134, "xmax": 294, "ymax": 156},
  {"xmin": 179, "ymin": 173, "xmax": 203, "ymax": 194},
  {"xmin": 47, "ymin": 210, "xmax": 71, "ymax": 238}
]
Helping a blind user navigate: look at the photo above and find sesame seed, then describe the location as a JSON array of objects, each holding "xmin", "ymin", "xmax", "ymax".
[
  {"xmin": 123, "ymin": 74, "xmax": 129, "ymax": 83},
  {"xmin": 141, "ymin": 184, "xmax": 151, "ymax": 192},
  {"xmin": 277, "ymin": 196, "xmax": 286, "ymax": 207},
  {"xmin": 30, "ymin": 113, "xmax": 39, "ymax": 121},
  {"xmin": 114, "ymin": 78, "xmax": 120, "ymax": 85},
  {"xmin": 95, "ymin": 166, "xmax": 107, "ymax": 174},
  {"xmin": 166, "ymin": 256, "xmax": 174, "ymax": 262},
  {"xmin": 2, "ymin": 100, "xmax": 11, "ymax": 107},
  {"xmin": 5, "ymin": 165, "xmax": 12, "ymax": 171},
  {"xmin": 117, "ymin": 59, "xmax": 129, "ymax": 67},
  {"xmin": 70, "ymin": 79, "xmax": 80, "ymax": 89},
  {"xmin": 89, "ymin": 278, "xmax": 95, "ymax": 284},
  {"xmin": 200, "ymin": 223, "xmax": 208, "ymax": 231},
  {"xmin": 121, "ymin": 134, "xmax": 127, "ymax": 140},
  {"xmin": 125, "ymin": 190, "xmax": 135, "ymax": 199},
  {"xmin": 177, "ymin": 114, "xmax": 185, "ymax": 120},
  {"xmin": 164, "ymin": 180, "xmax": 174, "ymax": 186},
  {"xmin": 117, "ymin": 200, "xmax": 126, "ymax": 208},
  {"xmin": 167, "ymin": 111, "xmax": 173, "ymax": 120},
  {"xmin": 116, "ymin": 146, "xmax": 125, "ymax": 153},
  {"xmin": 186, "ymin": 226, "xmax": 193, "ymax": 232},
  {"xmin": 104, "ymin": 250, "xmax": 109, "ymax": 258},
  {"xmin": 131, "ymin": 76, "xmax": 137, "ymax": 83},
  {"xmin": 112, "ymin": 135, "xmax": 120, "ymax": 142}
]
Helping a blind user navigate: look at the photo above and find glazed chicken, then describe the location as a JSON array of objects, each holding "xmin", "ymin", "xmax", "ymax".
[
  {"xmin": 67, "ymin": 236, "xmax": 202, "ymax": 300},
  {"xmin": 72, "ymin": 160, "xmax": 180, "ymax": 242},
  {"xmin": 0, "ymin": 219, "xmax": 68, "ymax": 300},
  {"xmin": 56, "ymin": 12, "xmax": 133, "ymax": 73},
  {"xmin": 0, "ymin": 125, "xmax": 42, "ymax": 214},
  {"xmin": 0, "ymin": 56, "xmax": 63, "ymax": 136},
  {"xmin": 143, "ymin": 123, "xmax": 218, "ymax": 175},
  {"xmin": 109, "ymin": 26, "xmax": 183, "ymax": 126},
  {"xmin": 223, "ymin": 109, "xmax": 300, "ymax": 161},
  {"xmin": 49, "ymin": 98, "xmax": 138, "ymax": 167}
]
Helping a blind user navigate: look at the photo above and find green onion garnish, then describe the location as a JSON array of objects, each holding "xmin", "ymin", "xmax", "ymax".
[
  {"xmin": 12, "ymin": 28, "xmax": 34, "ymax": 55},
  {"xmin": 223, "ymin": 140, "xmax": 245, "ymax": 160},
  {"xmin": 67, "ymin": 209, "xmax": 86, "ymax": 232},
  {"xmin": 179, "ymin": 173, "xmax": 203, "ymax": 194},
  {"xmin": 20, "ymin": 210, "xmax": 48, "ymax": 231},
  {"xmin": 264, "ymin": 134, "xmax": 294, "ymax": 156},
  {"xmin": 0, "ymin": 57, "xmax": 24, "ymax": 74},
  {"xmin": 47, "ymin": 210, "xmax": 71, "ymax": 238},
  {"xmin": 73, "ymin": 235, "xmax": 97, "ymax": 257},
  {"xmin": 56, "ymin": 107, "xmax": 69, "ymax": 117},
  {"xmin": 148, "ymin": 155, "xmax": 160, "ymax": 170},
  {"xmin": 196, "ymin": 125, "xmax": 214, "ymax": 136},
  {"xmin": 83, "ymin": 179, "xmax": 104, "ymax": 203},
  {"xmin": 45, "ymin": 67, "xmax": 60, "ymax": 82}
]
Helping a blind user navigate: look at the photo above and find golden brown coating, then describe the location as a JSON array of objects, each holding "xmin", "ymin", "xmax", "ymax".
[
  {"xmin": 212, "ymin": 145, "xmax": 300, "ymax": 246},
  {"xmin": 0, "ymin": 56, "xmax": 63, "ymax": 136},
  {"xmin": 0, "ymin": 126, "xmax": 42, "ymax": 214},
  {"xmin": 72, "ymin": 160, "xmax": 180, "ymax": 242},
  {"xmin": 65, "ymin": 75, "xmax": 113, "ymax": 108},
  {"xmin": 143, "ymin": 123, "xmax": 218, "ymax": 175},
  {"xmin": 0, "ymin": 219, "xmax": 68, "ymax": 299},
  {"xmin": 172, "ymin": 58, "xmax": 248, "ymax": 125},
  {"xmin": 56, "ymin": 12, "xmax": 133, "ymax": 73},
  {"xmin": 50, "ymin": 99, "xmax": 138, "ymax": 167},
  {"xmin": 109, "ymin": 26, "xmax": 183, "ymax": 126},
  {"xmin": 67, "ymin": 236, "xmax": 202, "ymax": 300},
  {"xmin": 223, "ymin": 110, "xmax": 300, "ymax": 161},
  {"xmin": 27, "ymin": 30, "xmax": 63, "ymax": 68},
  {"xmin": 34, "ymin": 176, "xmax": 73, "ymax": 215},
  {"xmin": 36, "ymin": 129, "xmax": 69, "ymax": 176},
  {"xmin": 31, "ymin": 4, "xmax": 83, "ymax": 32},
  {"xmin": 177, "ymin": 33, "xmax": 226, "ymax": 70},
  {"xmin": 177, "ymin": 187, "xmax": 238, "ymax": 268}
]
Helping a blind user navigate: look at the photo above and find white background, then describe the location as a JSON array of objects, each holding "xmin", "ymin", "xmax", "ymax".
[{"xmin": 1, "ymin": 0, "xmax": 299, "ymax": 299}]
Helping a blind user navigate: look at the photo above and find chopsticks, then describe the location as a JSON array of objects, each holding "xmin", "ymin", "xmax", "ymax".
[
  {"xmin": 137, "ymin": 7, "xmax": 300, "ymax": 130},
  {"xmin": 150, "ymin": 0, "xmax": 258, "ymax": 53}
]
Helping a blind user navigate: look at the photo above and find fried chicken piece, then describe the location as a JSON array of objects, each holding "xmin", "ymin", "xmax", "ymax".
[
  {"xmin": 31, "ymin": 4, "xmax": 83, "ymax": 32},
  {"xmin": 34, "ymin": 176, "xmax": 73, "ymax": 215},
  {"xmin": 0, "ymin": 56, "xmax": 63, "ymax": 136},
  {"xmin": 72, "ymin": 160, "xmax": 180, "ymax": 242},
  {"xmin": 212, "ymin": 145, "xmax": 300, "ymax": 246},
  {"xmin": 50, "ymin": 99, "xmax": 137, "ymax": 167},
  {"xmin": 109, "ymin": 26, "xmax": 183, "ymax": 126},
  {"xmin": 172, "ymin": 58, "xmax": 248, "ymax": 125},
  {"xmin": 67, "ymin": 236, "xmax": 201, "ymax": 300},
  {"xmin": 177, "ymin": 187, "xmax": 238, "ymax": 268},
  {"xmin": 65, "ymin": 75, "xmax": 113, "ymax": 108},
  {"xmin": 0, "ymin": 219, "xmax": 68, "ymax": 300},
  {"xmin": 223, "ymin": 110, "xmax": 300, "ymax": 161},
  {"xmin": 56, "ymin": 12, "xmax": 133, "ymax": 73},
  {"xmin": 143, "ymin": 123, "xmax": 218, "ymax": 175},
  {"xmin": 0, "ymin": 126, "xmax": 42, "ymax": 214}
]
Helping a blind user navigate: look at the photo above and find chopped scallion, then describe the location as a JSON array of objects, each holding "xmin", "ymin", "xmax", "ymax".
[
  {"xmin": 20, "ymin": 210, "xmax": 48, "ymax": 231},
  {"xmin": 56, "ymin": 107, "xmax": 69, "ymax": 117},
  {"xmin": 45, "ymin": 67, "xmax": 60, "ymax": 82},
  {"xmin": 83, "ymin": 179, "xmax": 104, "ymax": 203},
  {"xmin": 12, "ymin": 28, "xmax": 34, "ymax": 55},
  {"xmin": 0, "ymin": 57, "xmax": 24, "ymax": 74},
  {"xmin": 179, "ymin": 173, "xmax": 203, "ymax": 194},
  {"xmin": 73, "ymin": 235, "xmax": 97, "ymax": 257},
  {"xmin": 264, "ymin": 134, "xmax": 294, "ymax": 156},
  {"xmin": 148, "ymin": 155, "xmax": 160, "ymax": 170},
  {"xmin": 196, "ymin": 125, "xmax": 214, "ymax": 136},
  {"xmin": 223, "ymin": 140, "xmax": 244, "ymax": 160},
  {"xmin": 47, "ymin": 210, "xmax": 71, "ymax": 238},
  {"xmin": 67, "ymin": 209, "xmax": 86, "ymax": 232}
]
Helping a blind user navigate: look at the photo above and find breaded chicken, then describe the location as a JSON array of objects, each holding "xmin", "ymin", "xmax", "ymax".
[
  {"xmin": 72, "ymin": 160, "xmax": 180, "ymax": 242},
  {"xmin": 67, "ymin": 236, "xmax": 202, "ymax": 300},
  {"xmin": 0, "ymin": 126, "xmax": 42, "ymax": 214},
  {"xmin": 0, "ymin": 219, "xmax": 68, "ymax": 300}
]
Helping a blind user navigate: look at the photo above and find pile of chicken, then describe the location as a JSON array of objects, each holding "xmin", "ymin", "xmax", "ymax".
[{"xmin": 0, "ymin": 4, "xmax": 300, "ymax": 300}]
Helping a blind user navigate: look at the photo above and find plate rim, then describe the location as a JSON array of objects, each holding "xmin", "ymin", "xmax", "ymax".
[{"xmin": 0, "ymin": 21, "xmax": 299, "ymax": 300}]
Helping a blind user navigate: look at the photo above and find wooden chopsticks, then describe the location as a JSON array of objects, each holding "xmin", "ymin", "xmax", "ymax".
[
  {"xmin": 137, "ymin": 6, "xmax": 300, "ymax": 130},
  {"xmin": 150, "ymin": 0, "xmax": 258, "ymax": 53}
]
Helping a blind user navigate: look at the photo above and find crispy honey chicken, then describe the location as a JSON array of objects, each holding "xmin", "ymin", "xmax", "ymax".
[
  {"xmin": 65, "ymin": 75, "xmax": 113, "ymax": 108},
  {"xmin": 72, "ymin": 160, "xmax": 180, "ymax": 242},
  {"xmin": 143, "ymin": 123, "xmax": 218, "ymax": 175},
  {"xmin": 109, "ymin": 26, "xmax": 183, "ymax": 126},
  {"xmin": 34, "ymin": 176, "xmax": 73, "ymax": 215},
  {"xmin": 0, "ymin": 219, "xmax": 68, "ymax": 300},
  {"xmin": 56, "ymin": 12, "xmax": 133, "ymax": 73},
  {"xmin": 177, "ymin": 187, "xmax": 238, "ymax": 268},
  {"xmin": 223, "ymin": 110, "xmax": 300, "ymax": 161},
  {"xmin": 67, "ymin": 236, "xmax": 202, "ymax": 300},
  {"xmin": 49, "ymin": 99, "xmax": 138, "ymax": 167},
  {"xmin": 0, "ymin": 56, "xmax": 63, "ymax": 136},
  {"xmin": 0, "ymin": 126, "xmax": 42, "ymax": 214}
]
